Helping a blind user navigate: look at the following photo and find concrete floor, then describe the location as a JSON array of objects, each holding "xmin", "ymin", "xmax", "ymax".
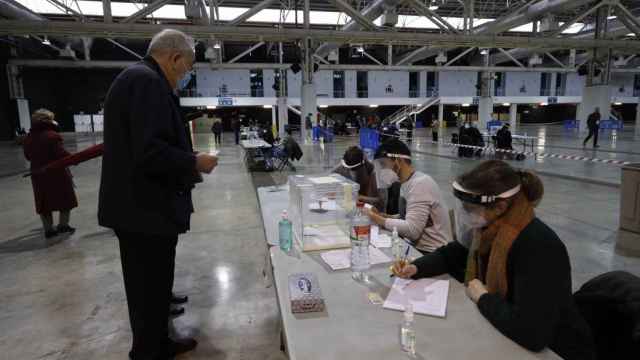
[{"xmin": 1, "ymin": 124, "xmax": 640, "ymax": 359}]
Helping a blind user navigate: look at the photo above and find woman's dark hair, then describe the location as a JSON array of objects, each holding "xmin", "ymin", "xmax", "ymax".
[
  {"xmin": 457, "ymin": 160, "xmax": 544, "ymax": 205},
  {"xmin": 343, "ymin": 146, "xmax": 373, "ymax": 196}
]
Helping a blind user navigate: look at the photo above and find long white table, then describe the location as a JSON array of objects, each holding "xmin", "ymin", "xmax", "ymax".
[
  {"xmin": 241, "ymin": 139, "xmax": 272, "ymax": 170},
  {"xmin": 257, "ymin": 186, "xmax": 561, "ymax": 360}
]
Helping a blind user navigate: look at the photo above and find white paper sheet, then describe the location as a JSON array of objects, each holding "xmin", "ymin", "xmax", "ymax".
[
  {"xmin": 383, "ymin": 278, "xmax": 450, "ymax": 318},
  {"xmin": 320, "ymin": 246, "xmax": 392, "ymax": 271},
  {"xmin": 309, "ymin": 176, "xmax": 340, "ymax": 184},
  {"xmin": 308, "ymin": 200, "xmax": 337, "ymax": 211},
  {"xmin": 372, "ymin": 234, "xmax": 392, "ymax": 248}
]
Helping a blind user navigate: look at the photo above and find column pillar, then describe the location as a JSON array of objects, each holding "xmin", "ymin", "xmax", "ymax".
[
  {"xmin": 509, "ymin": 103, "xmax": 518, "ymax": 131},
  {"xmin": 271, "ymin": 105, "xmax": 277, "ymax": 138},
  {"xmin": 478, "ymin": 50, "xmax": 492, "ymax": 130},
  {"xmin": 277, "ymin": 97, "xmax": 288, "ymax": 137},
  {"xmin": 635, "ymin": 103, "xmax": 640, "ymax": 136},
  {"xmin": 438, "ymin": 102, "xmax": 444, "ymax": 129},
  {"xmin": 577, "ymin": 85, "xmax": 611, "ymax": 133}
]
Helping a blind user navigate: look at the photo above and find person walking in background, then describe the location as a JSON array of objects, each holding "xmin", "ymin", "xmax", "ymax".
[
  {"xmin": 98, "ymin": 29, "xmax": 218, "ymax": 360},
  {"xmin": 23, "ymin": 109, "xmax": 78, "ymax": 239},
  {"xmin": 583, "ymin": 107, "xmax": 601, "ymax": 148},
  {"xmin": 431, "ymin": 118, "xmax": 439, "ymax": 142},
  {"xmin": 211, "ymin": 117, "xmax": 223, "ymax": 145},
  {"xmin": 232, "ymin": 117, "xmax": 241, "ymax": 145}
]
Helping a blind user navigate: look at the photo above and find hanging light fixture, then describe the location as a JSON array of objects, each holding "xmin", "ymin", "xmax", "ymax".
[{"xmin": 42, "ymin": 36, "xmax": 51, "ymax": 46}]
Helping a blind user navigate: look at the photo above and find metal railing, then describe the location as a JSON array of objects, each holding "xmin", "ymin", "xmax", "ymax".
[
  {"xmin": 384, "ymin": 97, "xmax": 440, "ymax": 126},
  {"xmin": 333, "ymin": 90, "xmax": 345, "ymax": 98},
  {"xmin": 409, "ymin": 90, "xmax": 420, "ymax": 98}
]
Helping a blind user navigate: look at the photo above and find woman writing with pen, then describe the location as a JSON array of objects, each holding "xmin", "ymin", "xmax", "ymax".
[{"xmin": 391, "ymin": 160, "xmax": 596, "ymax": 360}]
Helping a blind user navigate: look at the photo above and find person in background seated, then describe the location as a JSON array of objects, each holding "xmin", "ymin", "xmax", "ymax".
[
  {"xmin": 365, "ymin": 139, "xmax": 452, "ymax": 254},
  {"xmin": 333, "ymin": 146, "xmax": 384, "ymax": 211},
  {"xmin": 392, "ymin": 160, "xmax": 596, "ymax": 360},
  {"xmin": 23, "ymin": 109, "xmax": 78, "ymax": 239}
]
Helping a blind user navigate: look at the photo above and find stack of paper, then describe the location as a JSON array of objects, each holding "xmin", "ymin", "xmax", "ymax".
[
  {"xmin": 383, "ymin": 278, "xmax": 450, "ymax": 318},
  {"xmin": 320, "ymin": 246, "xmax": 392, "ymax": 271}
]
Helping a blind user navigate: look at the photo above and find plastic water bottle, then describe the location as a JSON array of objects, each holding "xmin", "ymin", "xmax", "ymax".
[
  {"xmin": 350, "ymin": 202, "xmax": 371, "ymax": 281},
  {"xmin": 391, "ymin": 227, "xmax": 402, "ymax": 261},
  {"xmin": 279, "ymin": 210, "xmax": 292, "ymax": 252},
  {"xmin": 400, "ymin": 303, "xmax": 416, "ymax": 356}
]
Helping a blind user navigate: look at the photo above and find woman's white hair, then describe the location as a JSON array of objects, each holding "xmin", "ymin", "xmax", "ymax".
[{"xmin": 147, "ymin": 29, "xmax": 195, "ymax": 58}]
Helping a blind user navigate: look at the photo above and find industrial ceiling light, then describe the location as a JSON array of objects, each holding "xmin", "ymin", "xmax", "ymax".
[
  {"xmin": 429, "ymin": 5, "xmax": 439, "ymax": 10},
  {"xmin": 213, "ymin": 42, "xmax": 221, "ymax": 49},
  {"xmin": 540, "ymin": 102, "xmax": 548, "ymax": 106},
  {"xmin": 207, "ymin": 105, "xmax": 217, "ymax": 109},
  {"xmin": 614, "ymin": 102, "xmax": 623, "ymax": 105},
  {"xmin": 319, "ymin": 105, "xmax": 328, "ymax": 108},
  {"xmin": 263, "ymin": 105, "xmax": 273, "ymax": 109},
  {"xmin": 503, "ymin": 103, "xmax": 511, "ymax": 106},
  {"xmin": 462, "ymin": 103, "xmax": 470, "ymax": 107},
  {"xmin": 42, "ymin": 36, "xmax": 51, "ymax": 46},
  {"xmin": 480, "ymin": 49, "xmax": 489, "ymax": 55},
  {"xmin": 369, "ymin": 104, "xmax": 378, "ymax": 108}
]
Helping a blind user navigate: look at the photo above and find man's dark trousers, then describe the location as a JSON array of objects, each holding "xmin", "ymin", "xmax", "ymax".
[
  {"xmin": 584, "ymin": 127, "xmax": 599, "ymax": 147},
  {"xmin": 116, "ymin": 229, "xmax": 177, "ymax": 360}
]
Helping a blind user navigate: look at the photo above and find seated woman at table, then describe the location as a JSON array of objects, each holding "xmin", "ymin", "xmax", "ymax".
[
  {"xmin": 391, "ymin": 160, "xmax": 596, "ymax": 360},
  {"xmin": 333, "ymin": 146, "xmax": 384, "ymax": 211}
]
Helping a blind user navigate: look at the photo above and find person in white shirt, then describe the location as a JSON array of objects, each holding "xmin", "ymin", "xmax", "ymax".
[{"xmin": 366, "ymin": 139, "xmax": 452, "ymax": 253}]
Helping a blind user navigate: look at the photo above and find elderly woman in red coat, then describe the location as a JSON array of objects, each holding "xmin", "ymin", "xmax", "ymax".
[{"xmin": 23, "ymin": 109, "xmax": 77, "ymax": 238}]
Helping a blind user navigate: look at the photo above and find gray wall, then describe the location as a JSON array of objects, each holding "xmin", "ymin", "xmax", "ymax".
[
  {"xmin": 438, "ymin": 71, "xmax": 477, "ymax": 97},
  {"xmin": 195, "ymin": 68, "xmax": 636, "ymax": 100},
  {"xmin": 196, "ymin": 69, "xmax": 250, "ymax": 97},
  {"xmin": 505, "ymin": 72, "xmax": 541, "ymax": 97}
]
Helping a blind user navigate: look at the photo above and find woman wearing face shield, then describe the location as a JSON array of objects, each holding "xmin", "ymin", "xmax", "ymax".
[
  {"xmin": 333, "ymin": 146, "xmax": 384, "ymax": 211},
  {"xmin": 366, "ymin": 139, "xmax": 452, "ymax": 254},
  {"xmin": 392, "ymin": 160, "xmax": 596, "ymax": 360}
]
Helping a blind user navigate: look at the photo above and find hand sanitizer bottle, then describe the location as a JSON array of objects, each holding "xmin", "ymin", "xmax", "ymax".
[
  {"xmin": 279, "ymin": 210, "xmax": 292, "ymax": 252},
  {"xmin": 391, "ymin": 227, "xmax": 402, "ymax": 261},
  {"xmin": 400, "ymin": 303, "xmax": 416, "ymax": 357}
]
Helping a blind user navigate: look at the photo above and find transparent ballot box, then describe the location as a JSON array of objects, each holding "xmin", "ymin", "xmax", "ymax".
[{"xmin": 288, "ymin": 174, "xmax": 360, "ymax": 251}]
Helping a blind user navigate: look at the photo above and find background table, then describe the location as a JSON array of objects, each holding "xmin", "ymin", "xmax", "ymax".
[
  {"xmin": 241, "ymin": 139, "xmax": 272, "ymax": 169},
  {"xmin": 258, "ymin": 187, "xmax": 561, "ymax": 360}
]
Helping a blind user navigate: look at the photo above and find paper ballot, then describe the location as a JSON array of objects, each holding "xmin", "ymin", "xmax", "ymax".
[
  {"xmin": 383, "ymin": 278, "xmax": 450, "ymax": 318},
  {"xmin": 369, "ymin": 226, "xmax": 392, "ymax": 248},
  {"xmin": 320, "ymin": 246, "xmax": 391, "ymax": 271}
]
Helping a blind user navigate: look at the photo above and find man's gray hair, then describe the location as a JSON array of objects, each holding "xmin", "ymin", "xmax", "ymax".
[{"xmin": 147, "ymin": 29, "xmax": 195, "ymax": 57}]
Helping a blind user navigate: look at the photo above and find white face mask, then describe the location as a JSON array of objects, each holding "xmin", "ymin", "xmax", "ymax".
[{"xmin": 377, "ymin": 168, "xmax": 399, "ymax": 189}]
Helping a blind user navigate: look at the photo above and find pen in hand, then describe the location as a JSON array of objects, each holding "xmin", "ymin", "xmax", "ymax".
[{"xmin": 390, "ymin": 244, "xmax": 411, "ymax": 278}]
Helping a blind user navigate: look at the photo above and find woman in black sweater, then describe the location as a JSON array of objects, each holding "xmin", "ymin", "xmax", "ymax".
[{"xmin": 392, "ymin": 160, "xmax": 596, "ymax": 360}]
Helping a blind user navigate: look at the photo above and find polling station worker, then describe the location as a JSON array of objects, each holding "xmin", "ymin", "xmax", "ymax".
[
  {"xmin": 392, "ymin": 160, "xmax": 596, "ymax": 360},
  {"xmin": 366, "ymin": 139, "xmax": 452, "ymax": 253},
  {"xmin": 333, "ymin": 146, "xmax": 384, "ymax": 210},
  {"xmin": 98, "ymin": 29, "xmax": 218, "ymax": 360}
]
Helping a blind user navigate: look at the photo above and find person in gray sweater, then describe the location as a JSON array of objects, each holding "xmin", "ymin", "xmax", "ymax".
[{"xmin": 366, "ymin": 139, "xmax": 452, "ymax": 253}]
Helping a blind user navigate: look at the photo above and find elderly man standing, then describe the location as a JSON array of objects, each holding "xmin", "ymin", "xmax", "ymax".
[{"xmin": 99, "ymin": 29, "xmax": 217, "ymax": 359}]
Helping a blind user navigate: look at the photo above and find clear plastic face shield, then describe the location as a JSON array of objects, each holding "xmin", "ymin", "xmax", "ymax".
[
  {"xmin": 452, "ymin": 181, "xmax": 521, "ymax": 248},
  {"xmin": 373, "ymin": 153, "xmax": 410, "ymax": 189},
  {"xmin": 341, "ymin": 159, "xmax": 364, "ymax": 180}
]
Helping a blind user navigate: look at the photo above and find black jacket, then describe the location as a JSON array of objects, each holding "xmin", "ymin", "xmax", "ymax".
[
  {"xmin": 98, "ymin": 57, "xmax": 197, "ymax": 236},
  {"xmin": 412, "ymin": 218, "xmax": 596, "ymax": 360},
  {"xmin": 496, "ymin": 127, "xmax": 513, "ymax": 149},
  {"xmin": 573, "ymin": 271, "xmax": 640, "ymax": 359},
  {"xmin": 587, "ymin": 112, "xmax": 601, "ymax": 130}
]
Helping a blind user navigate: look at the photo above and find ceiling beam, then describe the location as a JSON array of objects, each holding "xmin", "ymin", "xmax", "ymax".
[
  {"xmin": 226, "ymin": 0, "xmax": 275, "ymax": 26},
  {"xmin": 121, "ymin": 0, "xmax": 173, "ymax": 24},
  {"xmin": 2, "ymin": 19, "xmax": 639, "ymax": 51},
  {"xmin": 328, "ymin": 0, "xmax": 378, "ymax": 31},
  {"xmin": 17, "ymin": 58, "xmax": 640, "ymax": 73},
  {"xmin": 403, "ymin": 0, "xmax": 459, "ymax": 34}
]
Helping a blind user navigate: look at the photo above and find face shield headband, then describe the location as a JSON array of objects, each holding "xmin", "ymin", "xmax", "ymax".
[
  {"xmin": 452, "ymin": 181, "xmax": 521, "ymax": 205},
  {"xmin": 341, "ymin": 159, "xmax": 365, "ymax": 169}
]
